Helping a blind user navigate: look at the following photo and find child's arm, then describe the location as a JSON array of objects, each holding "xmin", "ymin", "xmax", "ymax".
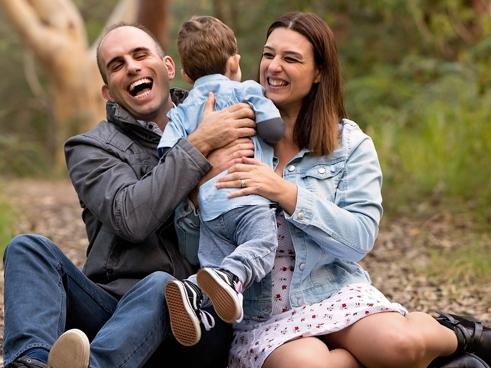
[{"xmin": 241, "ymin": 80, "xmax": 284, "ymax": 144}]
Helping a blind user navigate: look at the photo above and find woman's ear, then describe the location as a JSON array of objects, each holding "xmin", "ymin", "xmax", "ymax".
[{"xmin": 314, "ymin": 68, "xmax": 321, "ymax": 83}]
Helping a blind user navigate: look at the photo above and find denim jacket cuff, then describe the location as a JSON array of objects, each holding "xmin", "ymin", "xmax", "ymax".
[{"xmin": 285, "ymin": 186, "xmax": 313, "ymax": 225}]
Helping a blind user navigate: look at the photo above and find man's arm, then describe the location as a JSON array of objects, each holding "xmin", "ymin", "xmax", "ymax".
[
  {"xmin": 65, "ymin": 132, "xmax": 211, "ymax": 243},
  {"xmin": 188, "ymin": 92, "xmax": 256, "ymax": 156}
]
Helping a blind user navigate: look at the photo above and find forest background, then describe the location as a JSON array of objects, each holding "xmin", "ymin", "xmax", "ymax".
[{"xmin": 0, "ymin": 0, "xmax": 490, "ymax": 298}]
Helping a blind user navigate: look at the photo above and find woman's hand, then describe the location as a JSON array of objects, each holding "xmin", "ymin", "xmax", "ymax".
[
  {"xmin": 201, "ymin": 138, "xmax": 254, "ymax": 186},
  {"xmin": 216, "ymin": 157, "xmax": 298, "ymax": 215},
  {"xmin": 189, "ymin": 138, "xmax": 254, "ymax": 208}
]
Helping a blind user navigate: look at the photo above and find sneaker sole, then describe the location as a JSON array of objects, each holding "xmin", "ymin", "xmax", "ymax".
[
  {"xmin": 165, "ymin": 281, "xmax": 201, "ymax": 346},
  {"xmin": 197, "ymin": 269, "xmax": 241, "ymax": 324},
  {"xmin": 47, "ymin": 329, "xmax": 90, "ymax": 368}
]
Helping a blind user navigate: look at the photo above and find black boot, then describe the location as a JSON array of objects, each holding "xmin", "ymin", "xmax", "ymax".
[
  {"xmin": 435, "ymin": 312, "xmax": 491, "ymax": 365},
  {"xmin": 429, "ymin": 353, "xmax": 490, "ymax": 368}
]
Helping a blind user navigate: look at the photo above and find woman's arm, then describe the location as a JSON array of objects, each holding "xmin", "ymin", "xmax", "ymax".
[
  {"xmin": 216, "ymin": 137, "xmax": 383, "ymax": 262},
  {"xmin": 215, "ymin": 156, "xmax": 298, "ymax": 214},
  {"xmin": 289, "ymin": 137, "xmax": 382, "ymax": 262}
]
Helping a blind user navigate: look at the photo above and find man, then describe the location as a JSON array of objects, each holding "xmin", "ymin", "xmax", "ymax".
[{"xmin": 3, "ymin": 23, "xmax": 255, "ymax": 368}]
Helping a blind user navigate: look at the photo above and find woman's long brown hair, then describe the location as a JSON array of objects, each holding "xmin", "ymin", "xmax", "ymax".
[{"xmin": 265, "ymin": 12, "xmax": 347, "ymax": 155}]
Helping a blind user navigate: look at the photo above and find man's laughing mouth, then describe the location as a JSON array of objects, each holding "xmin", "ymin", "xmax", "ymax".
[{"xmin": 128, "ymin": 78, "xmax": 153, "ymax": 97}]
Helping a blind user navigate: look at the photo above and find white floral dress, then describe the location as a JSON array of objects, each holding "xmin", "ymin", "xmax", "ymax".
[{"xmin": 228, "ymin": 214, "xmax": 407, "ymax": 368}]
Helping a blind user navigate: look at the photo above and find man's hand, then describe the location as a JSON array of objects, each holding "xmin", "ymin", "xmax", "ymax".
[
  {"xmin": 199, "ymin": 138, "xmax": 254, "ymax": 186},
  {"xmin": 188, "ymin": 93, "xmax": 256, "ymax": 156}
]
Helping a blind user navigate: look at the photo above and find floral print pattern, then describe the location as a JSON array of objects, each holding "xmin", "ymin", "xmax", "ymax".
[{"xmin": 228, "ymin": 215, "xmax": 407, "ymax": 368}]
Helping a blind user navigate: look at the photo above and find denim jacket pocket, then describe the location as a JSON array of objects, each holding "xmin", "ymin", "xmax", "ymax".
[{"xmin": 301, "ymin": 161, "xmax": 345, "ymax": 201}]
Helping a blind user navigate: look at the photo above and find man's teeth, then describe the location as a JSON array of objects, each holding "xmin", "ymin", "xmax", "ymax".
[
  {"xmin": 136, "ymin": 90, "xmax": 151, "ymax": 98},
  {"xmin": 129, "ymin": 78, "xmax": 152, "ymax": 93}
]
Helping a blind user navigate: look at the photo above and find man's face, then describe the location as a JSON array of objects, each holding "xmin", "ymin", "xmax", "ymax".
[{"xmin": 99, "ymin": 26, "xmax": 175, "ymax": 125}]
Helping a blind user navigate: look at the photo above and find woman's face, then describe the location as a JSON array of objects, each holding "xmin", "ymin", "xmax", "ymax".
[{"xmin": 260, "ymin": 27, "xmax": 319, "ymax": 116}]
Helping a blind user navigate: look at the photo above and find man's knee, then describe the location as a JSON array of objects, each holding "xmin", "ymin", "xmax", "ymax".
[
  {"xmin": 4, "ymin": 233, "xmax": 56, "ymax": 263},
  {"xmin": 140, "ymin": 271, "xmax": 175, "ymax": 292}
]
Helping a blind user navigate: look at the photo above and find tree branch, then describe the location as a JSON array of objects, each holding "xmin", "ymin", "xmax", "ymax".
[
  {"xmin": 0, "ymin": 0, "xmax": 86, "ymax": 64},
  {"xmin": 23, "ymin": 51, "xmax": 47, "ymax": 103},
  {"xmin": 88, "ymin": 0, "xmax": 139, "ymax": 58}
]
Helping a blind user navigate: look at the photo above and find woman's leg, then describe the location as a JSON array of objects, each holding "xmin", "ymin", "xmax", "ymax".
[
  {"xmin": 325, "ymin": 311, "xmax": 458, "ymax": 368},
  {"xmin": 263, "ymin": 337, "xmax": 362, "ymax": 368}
]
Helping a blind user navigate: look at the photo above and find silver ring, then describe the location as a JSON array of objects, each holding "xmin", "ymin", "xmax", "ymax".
[{"xmin": 240, "ymin": 179, "xmax": 246, "ymax": 188}]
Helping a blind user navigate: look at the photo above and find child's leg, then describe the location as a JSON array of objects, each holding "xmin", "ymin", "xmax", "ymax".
[
  {"xmin": 197, "ymin": 205, "xmax": 277, "ymax": 323},
  {"xmin": 165, "ymin": 277, "xmax": 215, "ymax": 347},
  {"xmin": 199, "ymin": 205, "xmax": 277, "ymax": 287}
]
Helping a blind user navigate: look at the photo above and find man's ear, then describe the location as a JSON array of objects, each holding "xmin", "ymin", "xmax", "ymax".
[
  {"xmin": 163, "ymin": 55, "xmax": 176, "ymax": 80},
  {"xmin": 101, "ymin": 85, "xmax": 112, "ymax": 101}
]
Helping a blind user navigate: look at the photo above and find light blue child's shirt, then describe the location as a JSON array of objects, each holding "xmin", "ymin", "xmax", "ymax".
[{"xmin": 158, "ymin": 74, "xmax": 283, "ymax": 221}]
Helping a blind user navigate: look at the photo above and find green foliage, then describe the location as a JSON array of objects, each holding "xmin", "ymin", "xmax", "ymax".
[
  {"xmin": 347, "ymin": 58, "xmax": 491, "ymax": 215},
  {"xmin": 0, "ymin": 191, "xmax": 15, "ymax": 258},
  {"xmin": 0, "ymin": 10, "xmax": 53, "ymax": 177},
  {"xmin": 428, "ymin": 240, "xmax": 491, "ymax": 285},
  {"xmin": 1, "ymin": 0, "xmax": 491, "ymax": 217},
  {"xmin": 0, "ymin": 135, "xmax": 51, "ymax": 177}
]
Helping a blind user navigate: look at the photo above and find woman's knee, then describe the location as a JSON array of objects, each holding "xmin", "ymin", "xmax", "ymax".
[
  {"xmin": 377, "ymin": 328, "xmax": 426, "ymax": 366},
  {"xmin": 265, "ymin": 337, "xmax": 331, "ymax": 368},
  {"xmin": 266, "ymin": 351, "xmax": 329, "ymax": 368}
]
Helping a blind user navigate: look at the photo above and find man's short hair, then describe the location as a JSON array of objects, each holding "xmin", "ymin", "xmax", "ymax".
[
  {"xmin": 96, "ymin": 23, "xmax": 165, "ymax": 84},
  {"xmin": 177, "ymin": 16, "xmax": 237, "ymax": 82}
]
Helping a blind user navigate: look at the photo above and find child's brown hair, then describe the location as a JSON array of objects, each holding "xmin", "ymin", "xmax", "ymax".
[{"xmin": 177, "ymin": 16, "xmax": 237, "ymax": 82}]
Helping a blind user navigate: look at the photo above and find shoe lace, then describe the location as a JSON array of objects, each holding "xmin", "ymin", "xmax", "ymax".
[
  {"xmin": 236, "ymin": 292, "xmax": 244, "ymax": 323},
  {"xmin": 184, "ymin": 280, "xmax": 216, "ymax": 331},
  {"xmin": 198, "ymin": 308, "xmax": 216, "ymax": 331}
]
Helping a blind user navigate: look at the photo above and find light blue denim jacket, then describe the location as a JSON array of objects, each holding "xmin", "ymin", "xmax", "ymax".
[
  {"xmin": 176, "ymin": 119, "xmax": 383, "ymax": 320},
  {"xmin": 159, "ymin": 74, "xmax": 283, "ymax": 221}
]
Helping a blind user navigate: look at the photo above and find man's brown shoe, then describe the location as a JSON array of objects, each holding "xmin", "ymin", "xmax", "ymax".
[{"xmin": 47, "ymin": 329, "xmax": 89, "ymax": 368}]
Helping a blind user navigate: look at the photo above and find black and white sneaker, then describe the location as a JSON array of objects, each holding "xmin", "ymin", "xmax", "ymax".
[
  {"xmin": 197, "ymin": 268, "xmax": 244, "ymax": 324},
  {"xmin": 165, "ymin": 280, "xmax": 215, "ymax": 347},
  {"xmin": 10, "ymin": 356, "xmax": 47, "ymax": 368}
]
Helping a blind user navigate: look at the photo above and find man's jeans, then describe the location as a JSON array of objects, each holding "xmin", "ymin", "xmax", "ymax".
[{"xmin": 3, "ymin": 234, "xmax": 232, "ymax": 367}]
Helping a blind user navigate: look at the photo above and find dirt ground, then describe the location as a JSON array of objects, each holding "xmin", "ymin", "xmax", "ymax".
[{"xmin": 1, "ymin": 179, "xmax": 490, "ymax": 364}]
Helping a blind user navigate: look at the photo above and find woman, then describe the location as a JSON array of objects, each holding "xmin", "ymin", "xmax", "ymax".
[{"xmin": 216, "ymin": 11, "xmax": 490, "ymax": 368}]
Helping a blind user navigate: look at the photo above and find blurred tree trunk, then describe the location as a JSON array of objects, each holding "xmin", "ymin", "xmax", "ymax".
[
  {"xmin": 137, "ymin": 0, "xmax": 170, "ymax": 51},
  {"xmin": 0, "ymin": 0, "xmax": 170, "ymax": 171}
]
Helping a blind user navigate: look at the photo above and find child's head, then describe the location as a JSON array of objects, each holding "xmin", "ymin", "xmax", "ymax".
[{"xmin": 177, "ymin": 16, "xmax": 241, "ymax": 83}]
